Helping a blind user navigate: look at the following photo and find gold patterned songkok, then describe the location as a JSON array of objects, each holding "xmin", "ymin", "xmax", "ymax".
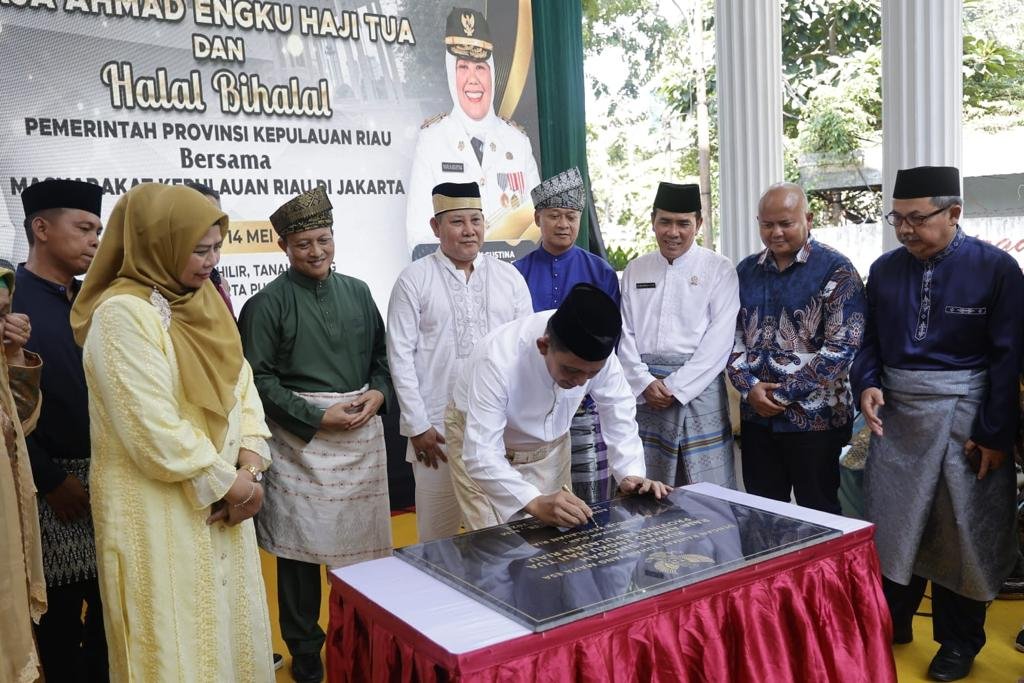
[
  {"xmin": 269, "ymin": 186, "xmax": 333, "ymax": 236},
  {"xmin": 431, "ymin": 181, "xmax": 482, "ymax": 216}
]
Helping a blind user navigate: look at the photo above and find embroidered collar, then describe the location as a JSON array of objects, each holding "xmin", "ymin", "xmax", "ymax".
[
  {"xmin": 924, "ymin": 226, "xmax": 965, "ymax": 265},
  {"xmin": 431, "ymin": 247, "xmax": 485, "ymax": 278},
  {"xmin": 757, "ymin": 236, "xmax": 813, "ymax": 271}
]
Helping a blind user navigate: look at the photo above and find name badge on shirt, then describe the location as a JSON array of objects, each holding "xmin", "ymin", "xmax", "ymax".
[
  {"xmin": 636, "ymin": 282, "xmax": 656, "ymax": 289},
  {"xmin": 441, "ymin": 162, "xmax": 464, "ymax": 173}
]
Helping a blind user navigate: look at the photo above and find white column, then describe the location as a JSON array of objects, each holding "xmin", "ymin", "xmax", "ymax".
[
  {"xmin": 715, "ymin": 0, "xmax": 784, "ymax": 263},
  {"xmin": 881, "ymin": 0, "xmax": 963, "ymax": 251}
]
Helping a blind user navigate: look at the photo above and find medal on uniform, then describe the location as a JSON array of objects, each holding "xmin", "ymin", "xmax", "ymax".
[
  {"xmin": 506, "ymin": 151, "xmax": 513, "ymax": 160},
  {"xmin": 507, "ymin": 171, "xmax": 525, "ymax": 207},
  {"xmin": 690, "ymin": 275, "xmax": 700, "ymax": 286},
  {"xmin": 458, "ymin": 140, "xmax": 465, "ymax": 151},
  {"xmin": 490, "ymin": 142, "xmax": 496, "ymax": 152},
  {"xmin": 497, "ymin": 173, "xmax": 510, "ymax": 207}
]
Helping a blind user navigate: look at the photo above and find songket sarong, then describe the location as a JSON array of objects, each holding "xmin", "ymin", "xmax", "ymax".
[
  {"xmin": 257, "ymin": 388, "xmax": 392, "ymax": 568},
  {"xmin": 445, "ymin": 404, "xmax": 570, "ymax": 530},
  {"xmin": 36, "ymin": 457, "xmax": 98, "ymax": 586},
  {"xmin": 865, "ymin": 367, "xmax": 1017, "ymax": 601},
  {"xmin": 636, "ymin": 354, "xmax": 735, "ymax": 488},
  {"xmin": 569, "ymin": 396, "xmax": 613, "ymax": 504}
]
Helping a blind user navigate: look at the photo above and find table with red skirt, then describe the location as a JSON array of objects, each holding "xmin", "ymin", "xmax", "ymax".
[{"xmin": 326, "ymin": 483, "xmax": 897, "ymax": 682}]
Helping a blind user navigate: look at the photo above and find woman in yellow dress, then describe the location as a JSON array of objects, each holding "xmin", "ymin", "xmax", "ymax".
[{"xmin": 70, "ymin": 183, "xmax": 275, "ymax": 681}]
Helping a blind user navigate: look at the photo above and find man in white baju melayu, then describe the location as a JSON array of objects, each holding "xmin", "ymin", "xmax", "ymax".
[
  {"xmin": 388, "ymin": 181, "xmax": 532, "ymax": 541},
  {"xmin": 618, "ymin": 182, "xmax": 740, "ymax": 487},
  {"xmin": 446, "ymin": 283, "xmax": 672, "ymax": 530}
]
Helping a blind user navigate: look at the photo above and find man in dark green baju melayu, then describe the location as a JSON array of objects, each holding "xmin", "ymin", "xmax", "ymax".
[{"xmin": 238, "ymin": 186, "xmax": 393, "ymax": 683}]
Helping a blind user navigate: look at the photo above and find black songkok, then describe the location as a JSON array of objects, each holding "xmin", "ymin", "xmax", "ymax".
[
  {"xmin": 432, "ymin": 182, "xmax": 482, "ymax": 215},
  {"xmin": 892, "ymin": 166, "xmax": 961, "ymax": 199},
  {"xmin": 21, "ymin": 179, "xmax": 103, "ymax": 218},
  {"xmin": 653, "ymin": 182, "xmax": 701, "ymax": 213},
  {"xmin": 270, "ymin": 186, "xmax": 333, "ymax": 237},
  {"xmin": 444, "ymin": 7, "xmax": 492, "ymax": 61},
  {"xmin": 548, "ymin": 283, "xmax": 622, "ymax": 361}
]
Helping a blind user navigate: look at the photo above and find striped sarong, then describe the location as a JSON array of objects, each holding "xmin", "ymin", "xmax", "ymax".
[
  {"xmin": 569, "ymin": 396, "xmax": 613, "ymax": 504},
  {"xmin": 257, "ymin": 388, "xmax": 392, "ymax": 568},
  {"xmin": 636, "ymin": 354, "xmax": 735, "ymax": 488}
]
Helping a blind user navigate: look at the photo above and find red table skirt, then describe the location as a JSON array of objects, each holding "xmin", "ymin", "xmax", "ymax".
[{"xmin": 327, "ymin": 527, "xmax": 896, "ymax": 682}]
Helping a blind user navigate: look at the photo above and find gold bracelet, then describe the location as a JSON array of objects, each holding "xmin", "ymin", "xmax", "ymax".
[{"xmin": 233, "ymin": 482, "xmax": 257, "ymax": 508}]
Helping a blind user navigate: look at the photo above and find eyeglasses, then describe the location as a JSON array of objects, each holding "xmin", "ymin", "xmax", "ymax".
[{"xmin": 884, "ymin": 207, "xmax": 946, "ymax": 228}]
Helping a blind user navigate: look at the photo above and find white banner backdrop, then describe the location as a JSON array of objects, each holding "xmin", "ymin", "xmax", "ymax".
[{"xmin": 0, "ymin": 0, "xmax": 541, "ymax": 312}]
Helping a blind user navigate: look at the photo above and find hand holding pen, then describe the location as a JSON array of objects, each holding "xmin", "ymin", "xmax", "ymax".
[{"xmin": 524, "ymin": 485, "xmax": 596, "ymax": 528}]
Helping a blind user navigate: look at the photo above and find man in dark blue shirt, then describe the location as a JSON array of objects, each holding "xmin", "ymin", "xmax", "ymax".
[
  {"xmin": 13, "ymin": 178, "xmax": 108, "ymax": 681},
  {"xmin": 727, "ymin": 183, "xmax": 866, "ymax": 515},
  {"xmin": 852, "ymin": 166, "xmax": 1023, "ymax": 681}
]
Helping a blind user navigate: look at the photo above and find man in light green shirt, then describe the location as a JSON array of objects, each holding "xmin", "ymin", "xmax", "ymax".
[{"xmin": 238, "ymin": 186, "xmax": 393, "ymax": 683}]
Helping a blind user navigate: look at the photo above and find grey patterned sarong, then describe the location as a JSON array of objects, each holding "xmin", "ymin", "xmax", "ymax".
[
  {"xmin": 635, "ymin": 354, "xmax": 735, "ymax": 488},
  {"xmin": 865, "ymin": 366, "xmax": 1017, "ymax": 601}
]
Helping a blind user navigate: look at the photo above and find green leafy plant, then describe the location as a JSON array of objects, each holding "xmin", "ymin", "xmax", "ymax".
[{"xmin": 605, "ymin": 244, "xmax": 640, "ymax": 271}]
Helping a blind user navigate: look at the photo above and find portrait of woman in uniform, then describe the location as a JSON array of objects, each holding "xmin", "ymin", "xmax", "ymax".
[{"xmin": 405, "ymin": 5, "xmax": 542, "ymax": 259}]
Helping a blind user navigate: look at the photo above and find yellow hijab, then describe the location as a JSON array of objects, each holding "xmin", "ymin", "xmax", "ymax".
[{"xmin": 71, "ymin": 183, "xmax": 241, "ymax": 450}]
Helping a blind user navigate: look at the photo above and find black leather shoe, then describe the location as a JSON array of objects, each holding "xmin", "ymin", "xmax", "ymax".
[
  {"xmin": 927, "ymin": 646, "xmax": 974, "ymax": 681},
  {"xmin": 892, "ymin": 621, "xmax": 913, "ymax": 645},
  {"xmin": 1015, "ymin": 627, "xmax": 1024, "ymax": 653},
  {"xmin": 291, "ymin": 653, "xmax": 324, "ymax": 683}
]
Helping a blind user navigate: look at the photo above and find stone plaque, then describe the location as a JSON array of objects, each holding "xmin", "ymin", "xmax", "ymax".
[{"xmin": 395, "ymin": 489, "xmax": 841, "ymax": 632}]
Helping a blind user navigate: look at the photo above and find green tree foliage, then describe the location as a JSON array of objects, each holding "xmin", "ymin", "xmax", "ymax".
[
  {"xmin": 583, "ymin": 0, "xmax": 714, "ymax": 249},
  {"xmin": 780, "ymin": 1, "xmax": 880, "ymax": 138},
  {"xmin": 584, "ymin": 0, "xmax": 1024, "ymax": 244}
]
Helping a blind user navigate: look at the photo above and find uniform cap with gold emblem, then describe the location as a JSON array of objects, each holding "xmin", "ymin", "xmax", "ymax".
[
  {"xmin": 269, "ymin": 186, "xmax": 333, "ymax": 237},
  {"xmin": 445, "ymin": 7, "xmax": 492, "ymax": 61},
  {"xmin": 531, "ymin": 167, "xmax": 586, "ymax": 212},
  {"xmin": 432, "ymin": 182, "xmax": 482, "ymax": 216}
]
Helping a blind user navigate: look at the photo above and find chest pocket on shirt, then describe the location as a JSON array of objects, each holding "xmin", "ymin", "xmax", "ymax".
[
  {"xmin": 338, "ymin": 315, "xmax": 366, "ymax": 350},
  {"xmin": 417, "ymin": 315, "xmax": 442, "ymax": 351},
  {"xmin": 944, "ymin": 305, "xmax": 986, "ymax": 316},
  {"xmin": 943, "ymin": 303, "xmax": 987, "ymax": 350},
  {"xmin": 557, "ymin": 386, "xmax": 588, "ymax": 422}
]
